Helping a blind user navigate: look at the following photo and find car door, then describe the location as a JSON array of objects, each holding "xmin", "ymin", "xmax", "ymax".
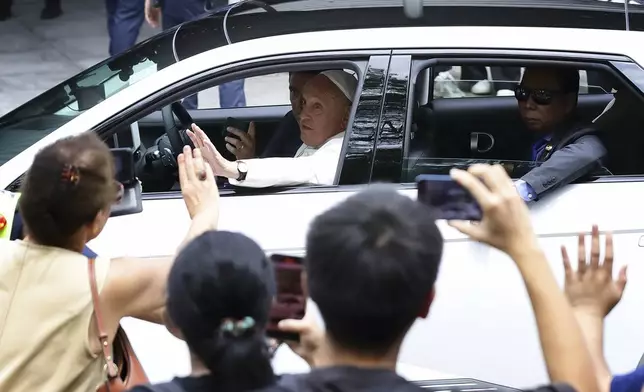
[
  {"xmin": 80, "ymin": 54, "xmax": 391, "ymax": 382},
  {"xmin": 372, "ymin": 52, "xmax": 644, "ymax": 387}
]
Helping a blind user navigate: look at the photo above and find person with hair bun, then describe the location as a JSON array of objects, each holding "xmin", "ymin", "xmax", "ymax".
[
  {"xmin": 130, "ymin": 231, "xmax": 278, "ymax": 392},
  {"xmin": 0, "ymin": 132, "xmax": 219, "ymax": 392}
]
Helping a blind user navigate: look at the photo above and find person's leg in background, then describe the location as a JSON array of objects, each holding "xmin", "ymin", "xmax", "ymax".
[
  {"xmin": 219, "ymin": 80, "xmax": 246, "ymax": 108},
  {"xmin": 41, "ymin": 0, "xmax": 62, "ymax": 19},
  {"xmin": 162, "ymin": 0, "xmax": 246, "ymax": 109},
  {"xmin": 490, "ymin": 66, "xmax": 522, "ymax": 95},
  {"xmin": 106, "ymin": 0, "xmax": 145, "ymax": 57},
  {"xmin": 0, "ymin": 0, "xmax": 13, "ymax": 20},
  {"xmin": 461, "ymin": 65, "xmax": 490, "ymax": 95},
  {"xmin": 161, "ymin": 7, "xmax": 202, "ymax": 109}
]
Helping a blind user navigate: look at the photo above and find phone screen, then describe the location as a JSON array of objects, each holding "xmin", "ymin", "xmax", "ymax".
[
  {"xmin": 111, "ymin": 148, "xmax": 135, "ymax": 186},
  {"xmin": 266, "ymin": 254, "xmax": 306, "ymax": 342},
  {"xmin": 416, "ymin": 174, "xmax": 482, "ymax": 221}
]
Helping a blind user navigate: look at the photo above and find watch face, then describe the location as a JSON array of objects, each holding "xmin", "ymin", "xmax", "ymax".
[{"xmin": 238, "ymin": 161, "xmax": 248, "ymax": 173}]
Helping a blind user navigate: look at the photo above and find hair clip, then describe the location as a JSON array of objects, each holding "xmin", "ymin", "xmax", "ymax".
[
  {"xmin": 220, "ymin": 317, "xmax": 256, "ymax": 337},
  {"xmin": 61, "ymin": 164, "xmax": 80, "ymax": 186}
]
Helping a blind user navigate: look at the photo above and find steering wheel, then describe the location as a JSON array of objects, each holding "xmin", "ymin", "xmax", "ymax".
[{"xmin": 161, "ymin": 101, "xmax": 195, "ymax": 160}]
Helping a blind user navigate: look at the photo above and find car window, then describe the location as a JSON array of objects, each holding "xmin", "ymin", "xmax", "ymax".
[
  {"xmin": 105, "ymin": 66, "xmax": 364, "ymax": 195},
  {"xmin": 404, "ymin": 61, "xmax": 629, "ymax": 183},
  {"xmin": 197, "ymin": 74, "xmax": 291, "ymax": 109},
  {"xmin": 433, "ymin": 65, "xmax": 613, "ymax": 100}
]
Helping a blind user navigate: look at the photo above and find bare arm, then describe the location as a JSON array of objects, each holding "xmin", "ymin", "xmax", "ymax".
[
  {"xmin": 511, "ymin": 244, "xmax": 599, "ymax": 392},
  {"xmin": 574, "ymin": 310, "xmax": 612, "ymax": 392},
  {"xmin": 562, "ymin": 227, "xmax": 628, "ymax": 392},
  {"xmin": 101, "ymin": 146, "xmax": 219, "ymax": 335},
  {"xmin": 450, "ymin": 164, "xmax": 600, "ymax": 392}
]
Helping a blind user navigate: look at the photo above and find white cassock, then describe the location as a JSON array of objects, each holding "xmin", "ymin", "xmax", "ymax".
[{"xmin": 228, "ymin": 132, "xmax": 345, "ymax": 188}]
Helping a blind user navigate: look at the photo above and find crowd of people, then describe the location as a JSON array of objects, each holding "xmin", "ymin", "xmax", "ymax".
[{"xmin": 0, "ymin": 123, "xmax": 642, "ymax": 392}]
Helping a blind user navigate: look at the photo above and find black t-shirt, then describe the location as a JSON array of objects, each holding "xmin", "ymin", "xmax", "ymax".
[
  {"xmin": 130, "ymin": 369, "xmax": 577, "ymax": 392},
  {"xmin": 270, "ymin": 366, "xmax": 436, "ymax": 392},
  {"xmin": 261, "ymin": 367, "xmax": 578, "ymax": 392},
  {"xmin": 129, "ymin": 374, "xmax": 281, "ymax": 392},
  {"xmin": 128, "ymin": 375, "xmax": 216, "ymax": 392},
  {"xmin": 260, "ymin": 111, "xmax": 302, "ymax": 158}
]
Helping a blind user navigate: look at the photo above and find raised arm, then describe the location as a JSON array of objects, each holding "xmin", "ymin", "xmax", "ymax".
[
  {"xmin": 102, "ymin": 146, "xmax": 220, "ymax": 334},
  {"xmin": 450, "ymin": 164, "xmax": 599, "ymax": 392},
  {"xmin": 562, "ymin": 226, "xmax": 628, "ymax": 392}
]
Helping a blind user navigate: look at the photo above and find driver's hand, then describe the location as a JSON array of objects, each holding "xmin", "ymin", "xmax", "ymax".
[
  {"xmin": 225, "ymin": 122, "xmax": 256, "ymax": 160},
  {"xmin": 187, "ymin": 124, "xmax": 237, "ymax": 179}
]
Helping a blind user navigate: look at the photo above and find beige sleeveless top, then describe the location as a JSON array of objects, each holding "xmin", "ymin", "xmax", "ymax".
[{"xmin": 0, "ymin": 240, "xmax": 110, "ymax": 392}]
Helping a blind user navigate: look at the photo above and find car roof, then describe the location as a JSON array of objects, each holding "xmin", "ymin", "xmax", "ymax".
[{"xmin": 38, "ymin": 25, "xmax": 644, "ymax": 134}]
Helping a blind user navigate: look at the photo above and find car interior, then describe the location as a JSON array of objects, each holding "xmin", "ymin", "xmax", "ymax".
[
  {"xmin": 106, "ymin": 101, "xmax": 294, "ymax": 193},
  {"xmin": 105, "ymin": 67, "xmax": 359, "ymax": 194},
  {"xmin": 404, "ymin": 61, "xmax": 644, "ymax": 182}
]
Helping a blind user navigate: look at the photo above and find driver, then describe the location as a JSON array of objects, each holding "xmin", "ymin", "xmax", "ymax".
[{"xmin": 187, "ymin": 70, "xmax": 358, "ymax": 188}]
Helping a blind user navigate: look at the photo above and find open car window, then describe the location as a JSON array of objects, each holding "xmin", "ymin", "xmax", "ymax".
[{"xmin": 404, "ymin": 59, "xmax": 643, "ymax": 183}]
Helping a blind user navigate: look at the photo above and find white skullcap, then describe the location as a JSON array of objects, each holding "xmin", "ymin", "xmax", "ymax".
[{"xmin": 320, "ymin": 70, "xmax": 358, "ymax": 103}]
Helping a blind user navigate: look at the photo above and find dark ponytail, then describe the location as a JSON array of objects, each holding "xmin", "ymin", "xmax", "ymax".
[
  {"xmin": 167, "ymin": 231, "xmax": 277, "ymax": 391},
  {"xmin": 191, "ymin": 324, "xmax": 274, "ymax": 390}
]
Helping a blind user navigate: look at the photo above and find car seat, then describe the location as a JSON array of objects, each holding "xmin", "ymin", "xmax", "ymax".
[{"xmin": 593, "ymin": 87, "xmax": 644, "ymax": 175}]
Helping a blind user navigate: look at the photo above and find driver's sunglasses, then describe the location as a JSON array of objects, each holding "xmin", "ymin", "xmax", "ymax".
[{"xmin": 514, "ymin": 85, "xmax": 562, "ymax": 106}]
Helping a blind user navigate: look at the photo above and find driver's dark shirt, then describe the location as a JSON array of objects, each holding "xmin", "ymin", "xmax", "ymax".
[{"xmin": 261, "ymin": 111, "xmax": 302, "ymax": 158}]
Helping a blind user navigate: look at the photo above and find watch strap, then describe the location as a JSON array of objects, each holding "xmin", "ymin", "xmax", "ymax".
[{"xmin": 236, "ymin": 162, "xmax": 248, "ymax": 181}]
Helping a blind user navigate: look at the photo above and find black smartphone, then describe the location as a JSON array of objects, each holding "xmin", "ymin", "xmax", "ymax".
[
  {"xmin": 416, "ymin": 174, "xmax": 482, "ymax": 221},
  {"xmin": 266, "ymin": 254, "xmax": 306, "ymax": 342},
  {"xmin": 111, "ymin": 148, "xmax": 136, "ymax": 186},
  {"xmin": 223, "ymin": 117, "xmax": 250, "ymax": 139}
]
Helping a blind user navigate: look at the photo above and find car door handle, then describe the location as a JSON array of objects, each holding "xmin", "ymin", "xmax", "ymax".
[
  {"xmin": 638, "ymin": 235, "xmax": 644, "ymax": 247},
  {"xmin": 470, "ymin": 132, "xmax": 495, "ymax": 154}
]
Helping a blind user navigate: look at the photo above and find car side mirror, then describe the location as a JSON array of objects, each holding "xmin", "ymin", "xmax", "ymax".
[
  {"xmin": 110, "ymin": 180, "xmax": 143, "ymax": 217},
  {"xmin": 109, "ymin": 147, "xmax": 143, "ymax": 217}
]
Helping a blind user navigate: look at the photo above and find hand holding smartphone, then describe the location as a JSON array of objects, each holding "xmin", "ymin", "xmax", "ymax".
[
  {"xmin": 266, "ymin": 254, "xmax": 306, "ymax": 342},
  {"xmin": 223, "ymin": 117, "xmax": 250, "ymax": 139},
  {"xmin": 416, "ymin": 174, "xmax": 482, "ymax": 221}
]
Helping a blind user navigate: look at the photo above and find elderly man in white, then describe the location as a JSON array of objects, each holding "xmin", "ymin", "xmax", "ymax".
[{"xmin": 187, "ymin": 70, "xmax": 358, "ymax": 188}]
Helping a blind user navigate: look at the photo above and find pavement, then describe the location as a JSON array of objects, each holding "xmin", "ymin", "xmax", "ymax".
[{"xmin": 0, "ymin": 0, "xmax": 288, "ymax": 116}]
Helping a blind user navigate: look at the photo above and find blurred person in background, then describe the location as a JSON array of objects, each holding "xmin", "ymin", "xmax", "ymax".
[
  {"xmin": 105, "ymin": 0, "xmax": 145, "ymax": 57},
  {"xmin": 130, "ymin": 230, "xmax": 278, "ymax": 392},
  {"xmin": 0, "ymin": 134, "xmax": 218, "ymax": 392},
  {"xmin": 144, "ymin": 0, "xmax": 246, "ymax": 109},
  {"xmin": 277, "ymin": 164, "xmax": 600, "ymax": 392},
  {"xmin": 0, "ymin": 0, "xmax": 62, "ymax": 21}
]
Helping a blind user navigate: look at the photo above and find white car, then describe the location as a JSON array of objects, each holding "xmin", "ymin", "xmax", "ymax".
[{"xmin": 2, "ymin": 0, "xmax": 644, "ymax": 389}]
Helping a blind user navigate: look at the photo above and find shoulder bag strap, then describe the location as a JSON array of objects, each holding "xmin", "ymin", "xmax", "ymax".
[{"xmin": 88, "ymin": 258, "xmax": 118, "ymax": 379}]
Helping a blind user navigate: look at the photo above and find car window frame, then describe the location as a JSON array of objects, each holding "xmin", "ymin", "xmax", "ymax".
[
  {"xmin": 88, "ymin": 51, "xmax": 391, "ymax": 199},
  {"xmin": 380, "ymin": 49, "xmax": 644, "ymax": 185}
]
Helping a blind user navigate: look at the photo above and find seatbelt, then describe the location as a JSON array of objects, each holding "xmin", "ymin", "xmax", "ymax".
[{"xmin": 0, "ymin": 191, "xmax": 20, "ymax": 240}]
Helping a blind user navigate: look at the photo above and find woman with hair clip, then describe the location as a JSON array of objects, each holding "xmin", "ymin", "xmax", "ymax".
[
  {"xmin": 129, "ymin": 230, "xmax": 280, "ymax": 392},
  {"xmin": 0, "ymin": 132, "xmax": 219, "ymax": 392}
]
